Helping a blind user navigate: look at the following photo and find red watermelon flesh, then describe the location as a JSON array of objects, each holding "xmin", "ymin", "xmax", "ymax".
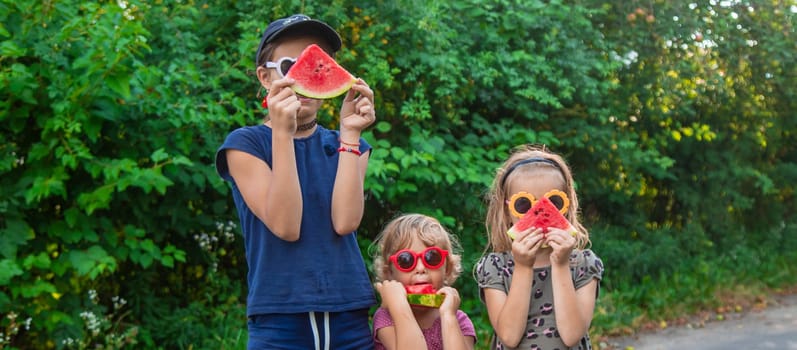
[
  {"xmin": 405, "ymin": 284, "xmax": 444, "ymax": 308},
  {"xmin": 507, "ymin": 197, "xmax": 570, "ymax": 240},
  {"xmin": 405, "ymin": 284, "xmax": 436, "ymax": 294},
  {"xmin": 285, "ymin": 44, "xmax": 356, "ymax": 99}
]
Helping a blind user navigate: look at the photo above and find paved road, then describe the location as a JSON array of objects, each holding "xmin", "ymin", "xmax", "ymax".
[{"xmin": 608, "ymin": 294, "xmax": 797, "ymax": 350}]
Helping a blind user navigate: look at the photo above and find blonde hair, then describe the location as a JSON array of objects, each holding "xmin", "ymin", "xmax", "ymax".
[
  {"xmin": 484, "ymin": 144, "xmax": 590, "ymax": 253},
  {"xmin": 372, "ymin": 213, "xmax": 463, "ymax": 286}
]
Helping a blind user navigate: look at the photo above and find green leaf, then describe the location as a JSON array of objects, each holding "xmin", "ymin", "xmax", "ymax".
[
  {"xmin": 164, "ymin": 244, "xmax": 186, "ymax": 263},
  {"xmin": 0, "ymin": 259, "xmax": 23, "ymax": 285},
  {"xmin": 375, "ymin": 121, "xmax": 392, "ymax": 132},
  {"xmin": 138, "ymin": 253, "xmax": 153, "ymax": 268},
  {"xmin": 64, "ymin": 207, "xmax": 80, "ymax": 228},
  {"xmin": 172, "ymin": 155, "xmax": 194, "ymax": 166},
  {"xmin": 24, "ymin": 170, "xmax": 69, "ymax": 204},
  {"xmin": 161, "ymin": 255, "xmax": 174, "ymax": 268},
  {"xmin": 68, "ymin": 245, "xmax": 117, "ymax": 279},
  {"xmin": 0, "ymin": 22, "xmax": 9, "ymax": 37},
  {"xmin": 50, "ymin": 221, "xmax": 88, "ymax": 244},
  {"xmin": 23, "ymin": 252, "xmax": 52, "ymax": 269},
  {"xmin": 151, "ymin": 148, "xmax": 169, "ymax": 163},
  {"xmin": 0, "ymin": 219, "xmax": 34, "ymax": 258},
  {"xmin": 77, "ymin": 184, "xmax": 115, "ymax": 214},
  {"xmin": 0, "ymin": 41, "xmax": 25, "ymax": 58},
  {"xmin": 20, "ymin": 280, "xmax": 57, "ymax": 298}
]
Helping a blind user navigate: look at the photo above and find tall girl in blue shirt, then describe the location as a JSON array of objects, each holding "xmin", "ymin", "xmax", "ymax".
[{"xmin": 215, "ymin": 14, "xmax": 377, "ymax": 350}]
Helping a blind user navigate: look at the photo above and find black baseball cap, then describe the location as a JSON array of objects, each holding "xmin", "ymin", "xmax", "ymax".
[{"xmin": 255, "ymin": 14, "xmax": 342, "ymax": 68}]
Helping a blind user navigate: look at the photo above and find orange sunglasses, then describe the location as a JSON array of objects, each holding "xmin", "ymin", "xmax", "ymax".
[{"xmin": 507, "ymin": 189, "xmax": 570, "ymax": 218}]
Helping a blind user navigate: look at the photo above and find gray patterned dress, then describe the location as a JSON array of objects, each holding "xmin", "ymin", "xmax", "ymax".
[{"xmin": 476, "ymin": 250, "xmax": 604, "ymax": 350}]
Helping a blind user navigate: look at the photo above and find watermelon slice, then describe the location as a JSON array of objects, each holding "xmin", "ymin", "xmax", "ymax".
[
  {"xmin": 285, "ymin": 44, "xmax": 356, "ymax": 99},
  {"xmin": 507, "ymin": 197, "xmax": 570, "ymax": 240},
  {"xmin": 405, "ymin": 284, "xmax": 444, "ymax": 308}
]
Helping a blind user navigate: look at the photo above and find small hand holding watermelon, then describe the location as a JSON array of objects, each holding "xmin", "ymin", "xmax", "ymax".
[
  {"xmin": 507, "ymin": 197, "xmax": 572, "ymax": 242},
  {"xmin": 285, "ymin": 44, "xmax": 356, "ymax": 99},
  {"xmin": 405, "ymin": 283, "xmax": 445, "ymax": 308}
]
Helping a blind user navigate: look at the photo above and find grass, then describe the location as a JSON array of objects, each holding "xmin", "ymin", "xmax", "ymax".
[{"xmin": 588, "ymin": 252, "xmax": 797, "ymax": 350}]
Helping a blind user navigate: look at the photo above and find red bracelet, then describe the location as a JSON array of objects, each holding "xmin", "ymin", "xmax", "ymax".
[
  {"xmin": 338, "ymin": 138, "xmax": 360, "ymax": 147},
  {"xmin": 337, "ymin": 146, "xmax": 362, "ymax": 156}
]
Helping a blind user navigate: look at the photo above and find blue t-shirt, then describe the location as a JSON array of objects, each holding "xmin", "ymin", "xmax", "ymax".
[{"xmin": 216, "ymin": 124, "xmax": 376, "ymax": 315}]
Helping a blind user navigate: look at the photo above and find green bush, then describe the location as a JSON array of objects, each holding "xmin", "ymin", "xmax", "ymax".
[{"xmin": 1, "ymin": 0, "xmax": 795, "ymax": 349}]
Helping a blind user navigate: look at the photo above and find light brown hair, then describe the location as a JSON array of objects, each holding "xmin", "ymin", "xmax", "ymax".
[
  {"xmin": 484, "ymin": 144, "xmax": 590, "ymax": 253},
  {"xmin": 371, "ymin": 213, "xmax": 463, "ymax": 286}
]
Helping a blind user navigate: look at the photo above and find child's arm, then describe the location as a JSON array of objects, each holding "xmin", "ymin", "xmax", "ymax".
[
  {"xmin": 483, "ymin": 228, "xmax": 546, "ymax": 347},
  {"xmin": 483, "ymin": 267, "xmax": 532, "ymax": 347},
  {"xmin": 374, "ymin": 281, "xmax": 428, "ymax": 350},
  {"xmin": 547, "ymin": 228, "xmax": 598, "ymax": 346},
  {"xmin": 438, "ymin": 287, "xmax": 475, "ymax": 350},
  {"xmin": 331, "ymin": 79, "xmax": 375, "ymax": 235},
  {"xmin": 227, "ymin": 80, "xmax": 303, "ymax": 241}
]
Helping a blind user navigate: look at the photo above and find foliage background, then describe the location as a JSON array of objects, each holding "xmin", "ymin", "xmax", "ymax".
[{"xmin": 1, "ymin": 0, "xmax": 796, "ymax": 349}]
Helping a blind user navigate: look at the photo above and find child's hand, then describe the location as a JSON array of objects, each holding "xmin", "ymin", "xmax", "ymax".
[
  {"xmin": 339, "ymin": 79, "xmax": 376, "ymax": 135},
  {"xmin": 374, "ymin": 280, "xmax": 408, "ymax": 310},
  {"xmin": 511, "ymin": 227, "xmax": 545, "ymax": 267},
  {"xmin": 546, "ymin": 226, "xmax": 577, "ymax": 266},
  {"xmin": 266, "ymin": 78, "xmax": 301, "ymax": 134},
  {"xmin": 437, "ymin": 286, "xmax": 461, "ymax": 317}
]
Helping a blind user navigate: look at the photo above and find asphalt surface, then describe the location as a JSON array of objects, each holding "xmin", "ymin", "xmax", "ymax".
[{"xmin": 607, "ymin": 293, "xmax": 797, "ymax": 350}]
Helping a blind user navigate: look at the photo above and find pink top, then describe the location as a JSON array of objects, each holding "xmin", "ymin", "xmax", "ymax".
[{"xmin": 372, "ymin": 307, "xmax": 477, "ymax": 350}]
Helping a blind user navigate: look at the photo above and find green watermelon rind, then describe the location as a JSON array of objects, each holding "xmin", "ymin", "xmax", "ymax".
[
  {"xmin": 407, "ymin": 293, "xmax": 444, "ymax": 308},
  {"xmin": 286, "ymin": 44, "xmax": 356, "ymax": 99},
  {"xmin": 293, "ymin": 78, "xmax": 355, "ymax": 99}
]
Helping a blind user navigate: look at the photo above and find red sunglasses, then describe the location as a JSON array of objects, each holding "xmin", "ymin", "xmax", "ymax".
[{"xmin": 389, "ymin": 247, "xmax": 449, "ymax": 272}]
